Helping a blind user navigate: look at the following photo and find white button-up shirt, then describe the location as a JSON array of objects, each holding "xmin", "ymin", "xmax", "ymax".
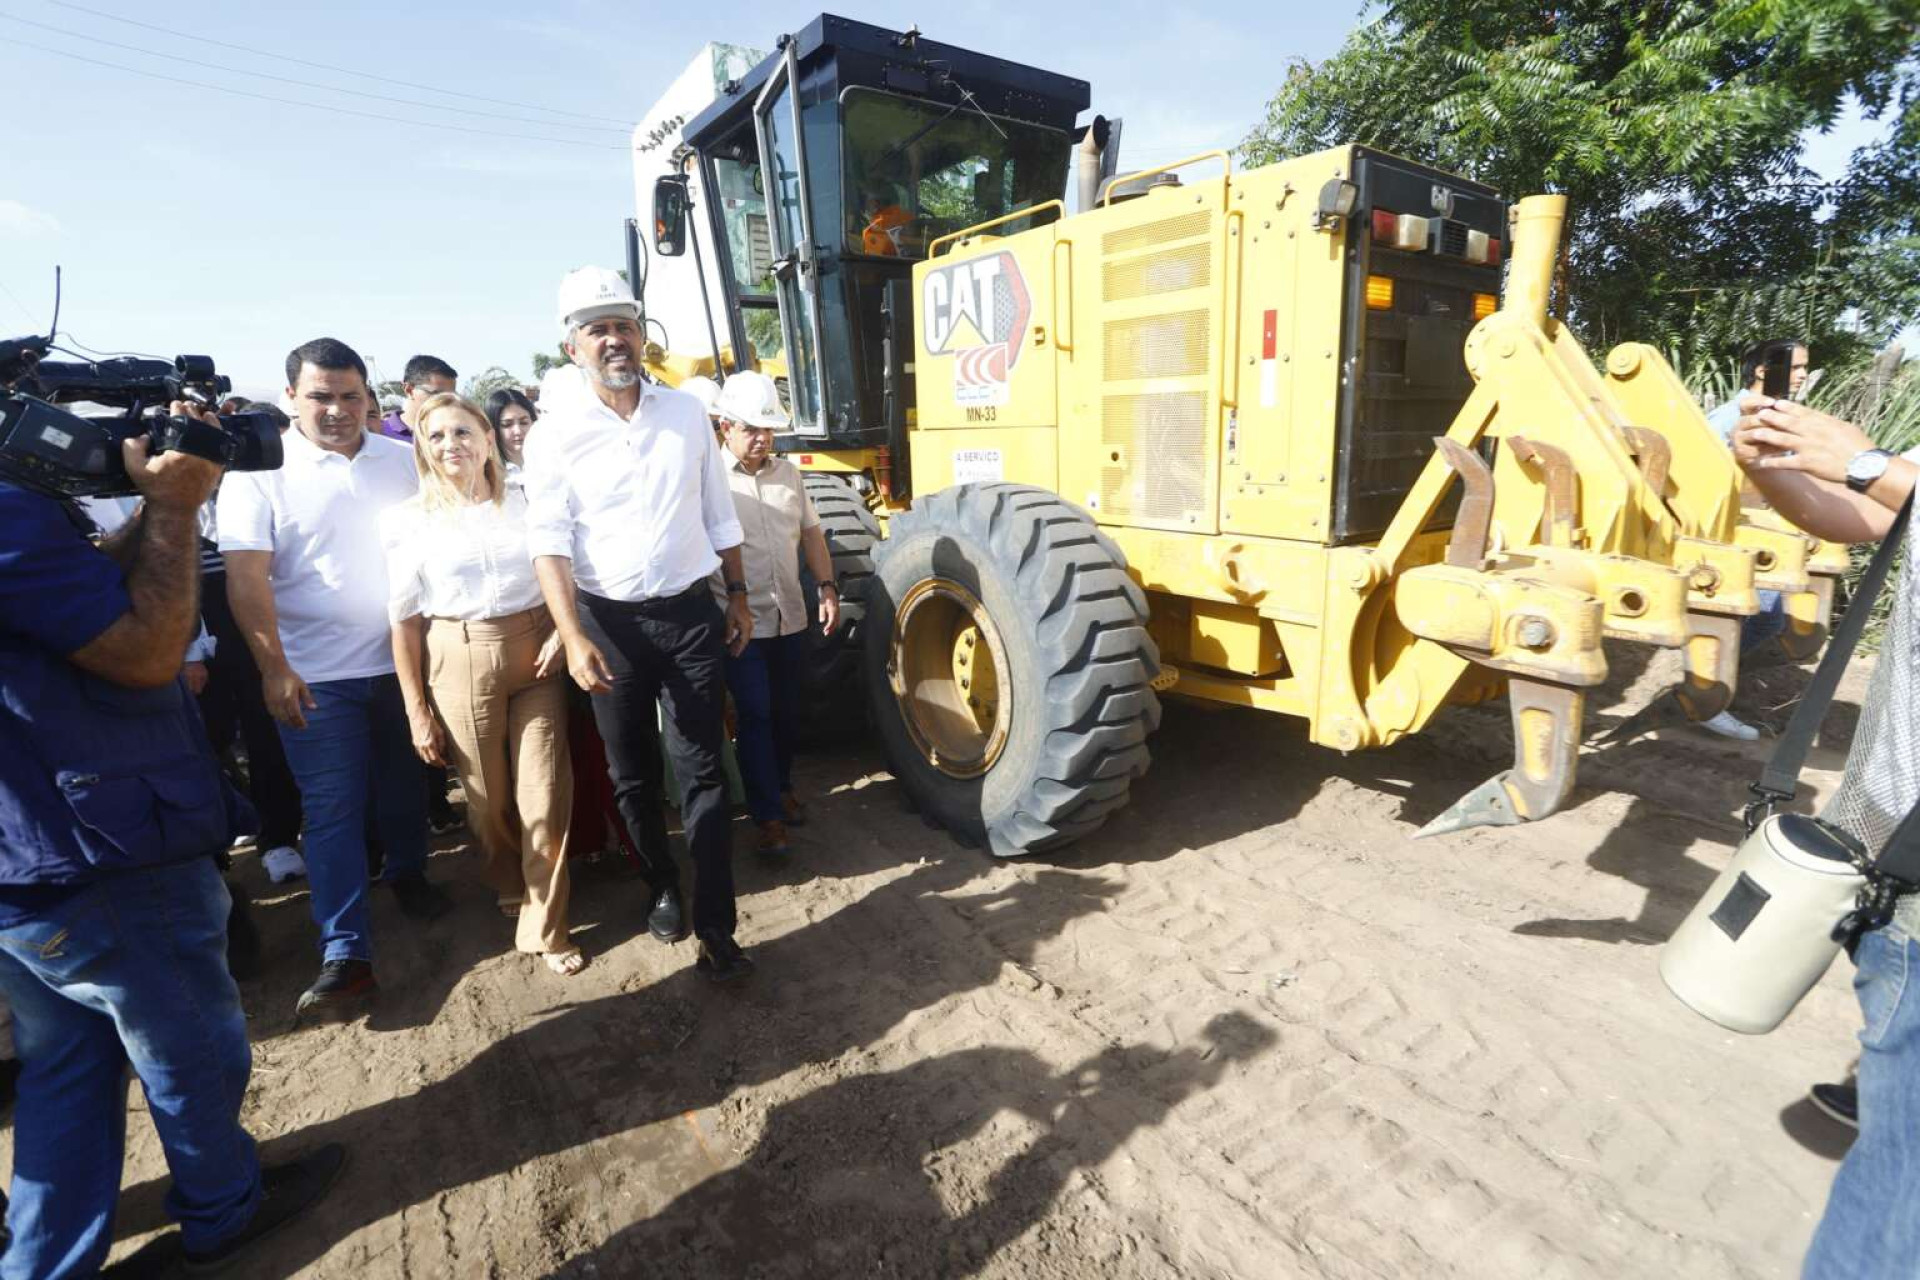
[
  {"xmin": 217, "ymin": 428, "xmax": 419, "ymax": 684},
  {"xmin": 523, "ymin": 377, "xmax": 744, "ymax": 602},
  {"xmin": 712, "ymin": 453, "xmax": 820, "ymax": 638},
  {"xmin": 381, "ymin": 488, "xmax": 545, "ymax": 623}
]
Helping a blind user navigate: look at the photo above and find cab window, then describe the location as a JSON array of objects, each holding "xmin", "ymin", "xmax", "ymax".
[{"xmin": 840, "ymin": 89, "xmax": 1070, "ymax": 259}]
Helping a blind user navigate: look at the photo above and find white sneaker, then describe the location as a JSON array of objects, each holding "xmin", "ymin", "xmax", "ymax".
[
  {"xmin": 1700, "ymin": 710, "xmax": 1761, "ymax": 742},
  {"xmin": 261, "ymin": 846, "xmax": 307, "ymax": 884}
]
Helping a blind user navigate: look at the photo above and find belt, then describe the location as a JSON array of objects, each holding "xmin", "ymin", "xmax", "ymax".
[{"xmin": 582, "ymin": 581, "xmax": 709, "ymax": 617}]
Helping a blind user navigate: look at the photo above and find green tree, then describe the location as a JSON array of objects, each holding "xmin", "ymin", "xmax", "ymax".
[
  {"xmin": 461, "ymin": 365, "xmax": 519, "ymax": 403},
  {"xmin": 1242, "ymin": 0, "xmax": 1920, "ymax": 369},
  {"xmin": 531, "ymin": 347, "xmax": 572, "ymax": 381}
]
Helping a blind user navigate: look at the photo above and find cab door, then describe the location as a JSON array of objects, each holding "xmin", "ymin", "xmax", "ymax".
[{"xmin": 753, "ymin": 43, "xmax": 830, "ymax": 435}]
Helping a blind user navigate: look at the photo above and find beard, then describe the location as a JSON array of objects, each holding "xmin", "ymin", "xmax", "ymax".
[{"xmin": 586, "ymin": 351, "xmax": 640, "ymax": 390}]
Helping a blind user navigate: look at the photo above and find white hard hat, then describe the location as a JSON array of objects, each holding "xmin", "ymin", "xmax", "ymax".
[
  {"xmin": 556, "ymin": 265, "xmax": 640, "ymax": 331},
  {"xmin": 678, "ymin": 375, "xmax": 721, "ymax": 412},
  {"xmin": 714, "ymin": 370, "xmax": 790, "ymax": 431}
]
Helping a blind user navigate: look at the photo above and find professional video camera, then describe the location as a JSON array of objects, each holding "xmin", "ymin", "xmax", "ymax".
[{"xmin": 0, "ymin": 333, "xmax": 282, "ymax": 499}]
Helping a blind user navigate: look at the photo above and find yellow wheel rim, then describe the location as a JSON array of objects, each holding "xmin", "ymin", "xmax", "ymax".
[{"xmin": 888, "ymin": 577, "xmax": 1011, "ymax": 778}]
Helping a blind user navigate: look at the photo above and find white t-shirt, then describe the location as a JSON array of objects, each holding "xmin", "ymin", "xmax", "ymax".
[
  {"xmin": 217, "ymin": 428, "xmax": 419, "ymax": 683},
  {"xmin": 381, "ymin": 488, "xmax": 544, "ymax": 623},
  {"xmin": 522, "ymin": 372, "xmax": 743, "ymax": 603}
]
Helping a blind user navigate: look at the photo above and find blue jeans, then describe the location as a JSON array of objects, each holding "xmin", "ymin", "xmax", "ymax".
[
  {"xmin": 276, "ymin": 674, "xmax": 427, "ymax": 964},
  {"xmin": 1743, "ymin": 589, "xmax": 1787, "ymax": 653},
  {"xmin": 724, "ymin": 631, "xmax": 806, "ymax": 824},
  {"xmin": 1804, "ymin": 925, "xmax": 1920, "ymax": 1277},
  {"xmin": 0, "ymin": 859, "xmax": 260, "ymax": 1278}
]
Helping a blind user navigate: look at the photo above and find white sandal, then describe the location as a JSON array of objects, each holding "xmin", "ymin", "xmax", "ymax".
[{"xmin": 544, "ymin": 949, "xmax": 587, "ymax": 977}]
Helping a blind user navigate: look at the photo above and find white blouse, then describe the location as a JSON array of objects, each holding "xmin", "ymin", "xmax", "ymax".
[{"xmin": 381, "ymin": 488, "xmax": 545, "ymax": 623}]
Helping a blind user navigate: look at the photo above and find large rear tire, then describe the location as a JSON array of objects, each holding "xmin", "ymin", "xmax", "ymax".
[
  {"xmin": 865, "ymin": 483, "xmax": 1161, "ymax": 856},
  {"xmin": 798, "ymin": 473, "xmax": 881, "ymax": 739}
]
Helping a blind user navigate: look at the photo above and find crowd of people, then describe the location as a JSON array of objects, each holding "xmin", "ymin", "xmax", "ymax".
[{"xmin": 0, "ymin": 265, "xmax": 840, "ymax": 1275}]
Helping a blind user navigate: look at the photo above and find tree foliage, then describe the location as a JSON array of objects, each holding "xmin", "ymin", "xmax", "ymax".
[
  {"xmin": 1242, "ymin": 0, "xmax": 1920, "ymax": 369},
  {"xmin": 460, "ymin": 365, "xmax": 519, "ymax": 403},
  {"xmin": 530, "ymin": 348, "xmax": 572, "ymax": 382}
]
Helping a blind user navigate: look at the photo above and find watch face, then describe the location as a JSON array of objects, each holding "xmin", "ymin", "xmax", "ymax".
[{"xmin": 1849, "ymin": 449, "xmax": 1892, "ymax": 488}]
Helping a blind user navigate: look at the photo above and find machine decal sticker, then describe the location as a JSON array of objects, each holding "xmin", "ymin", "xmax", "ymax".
[
  {"xmin": 1260, "ymin": 309, "xmax": 1279, "ymax": 408},
  {"xmin": 953, "ymin": 449, "xmax": 1004, "ymax": 484},
  {"xmin": 922, "ymin": 251, "xmax": 1031, "ymax": 408}
]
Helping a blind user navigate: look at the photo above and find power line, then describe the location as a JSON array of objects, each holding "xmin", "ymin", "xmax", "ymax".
[
  {"xmin": 0, "ymin": 11, "xmax": 631, "ymax": 135},
  {"xmin": 47, "ymin": 0, "xmax": 635, "ymax": 127},
  {"xmin": 6, "ymin": 37, "xmax": 629, "ymax": 151},
  {"xmin": 0, "ymin": 279, "xmax": 40, "ymax": 327}
]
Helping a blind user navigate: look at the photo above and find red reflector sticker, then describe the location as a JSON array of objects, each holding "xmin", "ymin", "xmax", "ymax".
[
  {"xmin": 798, "ymin": 454, "xmax": 814, "ymax": 464},
  {"xmin": 1262, "ymin": 310, "xmax": 1278, "ymax": 360}
]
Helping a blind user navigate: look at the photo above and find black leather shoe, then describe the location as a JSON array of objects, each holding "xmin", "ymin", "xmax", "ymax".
[
  {"xmin": 1809, "ymin": 1081, "xmax": 1860, "ymax": 1130},
  {"xmin": 388, "ymin": 873, "xmax": 453, "ymax": 921},
  {"xmin": 695, "ymin": 933, "xmax": 755, "ymax": 982},
  {"xmin": 294, "ymin": 959, "xmax": 377, "ymax": 1021},
  {"xmin": 185, "ymin": 1143, "xmax": 346, "ymax": 1273},
  {"xmin": 647, "ymin": 886, "xmax": 689, "ymax": 943}
]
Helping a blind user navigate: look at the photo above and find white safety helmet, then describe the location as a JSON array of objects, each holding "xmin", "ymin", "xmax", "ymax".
[
  {"xmin": 556, "ymin": 265, "xmax": 641, "ymax": 332},
  {"xmin": 714, "ymin": 370, "xmax": 790, "ymax": 431},
  {"xmin": 678, "ymin": 375, "xmax": 722, "ymax": 414}
]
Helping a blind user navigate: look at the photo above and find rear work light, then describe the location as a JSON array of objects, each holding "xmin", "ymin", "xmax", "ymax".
[
  {"xmin": 1374, "ymin": 208, "xmax": 1500, "ymax": 263},
  {"xmin": 1472, "ymin": 292, "xmax": 1497, "ymax": 321},
  {"xmin": 1365, "ymin": 275, "xmax": 1395, "ymax": 310},
  {"xmin": 1368, "ymin": 209, "xmax": 1430, "ymax": 252}
]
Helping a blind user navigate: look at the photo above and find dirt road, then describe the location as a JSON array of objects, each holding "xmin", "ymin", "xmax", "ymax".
[{"xmin": 32, "ymin": 648, "xmax": 1866, "ymax": 1278}]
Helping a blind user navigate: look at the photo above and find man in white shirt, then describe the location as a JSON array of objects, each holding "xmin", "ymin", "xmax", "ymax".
[
  {"xmin": 526, "ymin": 267, "xmax": 756, "ymax": 982},
  {"xmin": 219, "ymin": 337, "xmax": 451, "ymax": 1019},
  {"xmin": 711, "ymin": 372, "xmax": 840, "ymax": 856}
]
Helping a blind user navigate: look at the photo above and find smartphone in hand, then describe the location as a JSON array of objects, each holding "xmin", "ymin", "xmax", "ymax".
[{"xmin": 1761, "ymin": 341, "xmax": 1796, "ymax": 400}]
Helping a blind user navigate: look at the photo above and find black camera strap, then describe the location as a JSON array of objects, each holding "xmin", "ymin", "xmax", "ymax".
[{"xmin": 1746, "ymin": 495, "xmax": 1911, "ymax": 828}]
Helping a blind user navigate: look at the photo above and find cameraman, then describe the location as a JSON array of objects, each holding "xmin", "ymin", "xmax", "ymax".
[
  {"xmin": 0, "ymin": 412, "xmax": 341, "ymax": 1275},
  {"xmin": 1732, "ymin": 394, "xmax": 1919, "ymax": 1278}
]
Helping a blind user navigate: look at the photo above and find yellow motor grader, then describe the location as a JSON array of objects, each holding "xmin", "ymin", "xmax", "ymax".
[{"xmin": 646, "ymin": 14, "xmax": 1834, "ymax": 854}]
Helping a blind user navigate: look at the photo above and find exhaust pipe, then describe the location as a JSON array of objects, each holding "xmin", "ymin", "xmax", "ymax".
[
  {"xmin": 1075, "ymin": 115, "xmax": 1111, "ymax": 214},
  {"xmin": 1506, "ymin": 194, "xmax": 1566, "ymax": 332}
]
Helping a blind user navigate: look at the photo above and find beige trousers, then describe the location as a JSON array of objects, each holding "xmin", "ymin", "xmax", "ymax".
[{"xmin": 426, "ymin": 608, "xmax": 574, "ymax": 954}]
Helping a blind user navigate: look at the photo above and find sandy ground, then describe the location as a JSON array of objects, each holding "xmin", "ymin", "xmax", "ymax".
[{"xmin": 5, "ymin": 644, "xmax": 1873, "ymax": 1279}]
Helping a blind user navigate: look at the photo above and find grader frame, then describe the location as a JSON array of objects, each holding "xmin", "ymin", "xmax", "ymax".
[
  {"xmin": 903, "ymin": 152, "xmax": 1783, "ymax": 841},
  {"xmin": 641, "ymin": 17, "xmax": 1835, "ymax": 852}
]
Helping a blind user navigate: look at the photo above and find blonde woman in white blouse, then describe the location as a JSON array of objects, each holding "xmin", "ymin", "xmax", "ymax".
[{"xmin": 382, "ymin": 393, "xmax": 583, "ymax": 976}]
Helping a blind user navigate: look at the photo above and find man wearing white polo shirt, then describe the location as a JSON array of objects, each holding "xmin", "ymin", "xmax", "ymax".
[
  {"xmin": 527, "ymin": 268, "xmax": 756, "ymax": 982},
  {"xmin": 220, "ymin": 337, "xmax": 451, "ymax": 1019}
]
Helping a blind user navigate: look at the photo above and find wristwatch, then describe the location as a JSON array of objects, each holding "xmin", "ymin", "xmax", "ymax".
[
  {"xmin": 818, "ymin": 582, "xmax": 838, "ymax": 595},
  {"xmin": 1845, "ymin": 448, "xmax": 1894, "ymax": 494},
  {"xmin": 725, "ymin": 580, "xmax": 749, "ymax": 595}
]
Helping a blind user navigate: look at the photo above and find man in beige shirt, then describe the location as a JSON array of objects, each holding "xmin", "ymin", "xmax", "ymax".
[{"xmin": 712, "ymin": 372, "xmax": 839, "ymax": 853}]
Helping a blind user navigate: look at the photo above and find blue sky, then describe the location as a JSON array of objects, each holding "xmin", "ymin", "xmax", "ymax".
[{"xmin": 0, "ymin": 1, "xmax": 1896, "ymax": 398}]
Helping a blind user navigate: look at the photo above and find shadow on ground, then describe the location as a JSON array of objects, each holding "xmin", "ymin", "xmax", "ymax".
[{"xmin": 115, "ymin": 725, "xmax": 1280, "ymax": 1276}]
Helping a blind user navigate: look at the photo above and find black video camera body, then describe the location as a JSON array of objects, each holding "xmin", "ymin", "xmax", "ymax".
[{"xmin": 0, "ymin": 338, "xmax": 282, "ymax": 498}]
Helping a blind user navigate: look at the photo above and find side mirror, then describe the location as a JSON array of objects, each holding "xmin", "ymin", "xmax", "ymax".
[{"xmin": 653, "ymin": 177, "xmax": 689, "ymax": 257}]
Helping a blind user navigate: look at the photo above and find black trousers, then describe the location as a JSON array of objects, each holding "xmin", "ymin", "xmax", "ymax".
[
  {"xmin": 577, "ymin": 584, "xmax": 735, "ymax": 940},
  {"xmin": 198, "ymin": 571, "xmax": 303, "ymax": 849}
]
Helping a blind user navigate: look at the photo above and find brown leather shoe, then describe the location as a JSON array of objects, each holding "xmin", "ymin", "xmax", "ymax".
[
  {"xmin": 757, "ymin": 820, "xmax": 791, "ymax": 855},
  {"xmin": 781, "ymin": 791, "xmax": 808, "ymax": 827}
]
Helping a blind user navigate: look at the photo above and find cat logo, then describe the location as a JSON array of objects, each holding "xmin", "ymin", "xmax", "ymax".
[{"xmin": 921, "ymin": 251, "xmax": 1031, "ymax": 407}]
